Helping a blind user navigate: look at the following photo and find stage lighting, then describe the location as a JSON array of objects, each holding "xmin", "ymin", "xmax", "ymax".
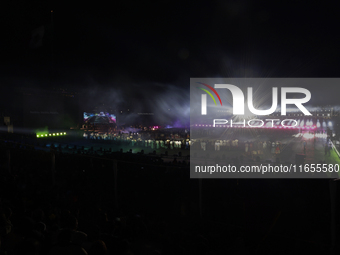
[{"xmin": 303, "ymin": 133, "xmax": 314, "ymax": 139}]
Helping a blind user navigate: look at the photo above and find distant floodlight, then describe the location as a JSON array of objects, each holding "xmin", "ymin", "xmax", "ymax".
[
  {"xmin": 49, "ymin": 134, "xmax": 52, "ymax": 136},
  {"xmin": 64, "ymin": 132, "xmax": 66, "ymax": 135},
  {"xmin": 45, "ymin": 134, "xmax": 47, "ymax": 136},
  {"xmin": 53, "ymin": 133, "xmax": 55, "ymax": 136}
]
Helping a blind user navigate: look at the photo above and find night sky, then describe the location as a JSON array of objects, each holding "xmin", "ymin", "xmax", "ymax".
[{"xmin": 1, "ymin": 1, "xmax": 340, "ymax": 123}]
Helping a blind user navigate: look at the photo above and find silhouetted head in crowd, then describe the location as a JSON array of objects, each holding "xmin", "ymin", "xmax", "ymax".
[
  {"xmin": 88, "ymin": 240, "xmax": 107, "ymax": 255},
  {"xmin": 16, "ymin": 216, "xmax": 35, "ymax": 237},
  {"xmin": 32, "ymin": 208, "xmax": 45, "ymax": 223},
  {"xmin": 0, "ymin": 214, "xmax": 12, "ymax": 236},
  {"xmin": 0, "ymin": 206, "xmax": 12, "ymax": 221},
  {"xmin": 35, "ymin": 221, "xmax": 46, "ymax": 233},
  {"xmin": 57, "ymin": 229, "xmax": 73, "ymax": 245},
  {"xmin": 62, "ymin": 215, "xmax": 78, "ymax": 231},
  {"xmin": 17, "ymin": 238, "xmax": 40, "ymax": 255}
]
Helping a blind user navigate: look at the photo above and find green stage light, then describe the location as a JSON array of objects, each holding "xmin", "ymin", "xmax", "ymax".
[
  {"xmin": 57, "ymin": 133, "xmax": 59, "ymax": 135},
  {"xmin": 64, "ymin": 132, "xmax": 66, "ymax": 135},
  {"xmin": 53, "ymin": 133, "xmax": 55, "ymax": 136},
  {"xmin": 36, "ymin": 135, "xmax": 39, "ymax": 138},
  {"xmin": 45, "ymin": 134, "xmax": 47, "ymax": 137},
  {"xmin": 49, "ymin": 134, "xmax": 51, "ymax": 136}
]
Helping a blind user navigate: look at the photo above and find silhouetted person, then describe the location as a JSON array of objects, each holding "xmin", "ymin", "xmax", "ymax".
[{"xmin": 88, "ymin": 240, "xmax": 107, "ymax": 255}]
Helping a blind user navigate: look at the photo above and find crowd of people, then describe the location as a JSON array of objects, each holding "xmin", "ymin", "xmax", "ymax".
[
  {"xmin": 0, "ymin": 131, "xmax": 336, "ymax": 254},
  {"xmin": 82, "ymin": 133, "xmax": 190, "ymax": 151},
  {"xmin": 191, "ymin": 139, "xmax": 283, "ymax": 158}
]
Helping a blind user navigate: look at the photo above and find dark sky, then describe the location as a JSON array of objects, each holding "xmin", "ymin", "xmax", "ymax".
[
  {"xmin": 1, "ymin": 1, "xmax": 340, "ymax": 122},
  {"xmin": 2, "ymin": 1, "xmax": 340, "ymax": 84}
]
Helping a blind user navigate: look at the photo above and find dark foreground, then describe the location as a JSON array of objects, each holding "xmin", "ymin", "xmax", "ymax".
[{"xmin": 0, "ymin": 132, "xmax": 337, "ymax": 255}]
